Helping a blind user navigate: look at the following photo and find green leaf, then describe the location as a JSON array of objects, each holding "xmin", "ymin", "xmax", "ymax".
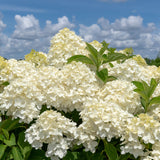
[
  {"xmin": 148, "ymin": 78, "xmax": 158, "ymax": 97},
  {"xmin": 28, "ymin": 148, "xmax": 50, "ymax": 160},
  {"xmin": 102, "ymin": 54, "xmax": 108, "ymax": 62},
  {"xmin": 107, "ymin": 76, "xmax": 117, "ymax": 82},
  {"xmin": 2, "ymin": 128, "xmax": 9, "ymax": 140},
  {"xmin": 1, "ymin": 81, "xmax": 10, "ymax": 86},
  {"xmin": 12, "ymin": 146, "xmax": 23, "ymax": 160},
  {"xmin": 4, "ymin": 133, "xmax": 16, "ymax": 147},
  {"xmin": 1, "ymin": 148, "xmax": 12, "ymax": 160},
  {"xmin": 63, "ymin": 151, "xmax": 78, "ymax": 160},
  {"xmin": 67, "ymin": 55, "xmax": 94, "ymax": 65},
  {"xmin": 90, "ymin": 152, "xmax": 105, "ymax": 160},
  {"xmin": 99, "ymin": 41, "xmax": 109, "ymax": 55},
  {"xmin": 109, "ymin": 62, "xmax": 114, "ymax": 67},
  {"xmin": 0, "ymin": 118, "xmax": 21, "ymax": 132},
  {"xmin": 103, "ymin": 140, "xmax": 119, "ymax": 160},
  {"xmin": 132, "ymin": 78, "xmax": 159, "ymax": 113},
  {"xmin": 141, "ymin": 80, "xmax": 150, "ymax": 98},
  {"xmin": 141, "ymin": 97, "xmax": 148, "ymax": 112},
  {"xmin": 107, "ymin": 47, "xmax": 117, "ymax": 53},
  {"xmin": 86, "ymin": 42, "xmax": 98, "ymax": 60},
  {"xmin": 0, "ymin": 134, "xmax": 5, "ymax": 141},
  {"xmin": 132, "ymin": 81, "xmax": 148, "ymax": 100},
  {"xmin": 150, "ymin": 96, "xmax": 160, "ymax": 106},
  {"xmin": 86, "ymin": 42, "xmax": 99, "ymax": 67},
  {"xmin": 0, "ymin": 144, "xmax": 7, "ymax": 159},
  {"xmin": 132, "ymin": 81, "xmax": 144, "ymax": 91},
  {"xmin": 40, "ymin": 104, "xmax": 48, "ymax": 114},
  {"xmin": 119, "ymin": 153, "xmax": 131, "ymax": 160},
  {"xmin": 133, "ymin": 88, "xmax": 148, "ymax": 101},
  {"xmin": 88, "ymin": 53, "xmax": 98, "ymax": 66},
  {"xmin": 96, "ymin": 68, "xmax": 108, "ymax": 83},
  {"xmin": 18, "ymin": 132, "xmax": 32, "ymax": 159},
  {"xmin": 103, "ymin": 52, "xmax": 127, "ymax": 63}
]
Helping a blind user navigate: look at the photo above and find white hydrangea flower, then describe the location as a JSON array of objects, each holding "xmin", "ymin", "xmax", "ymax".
[
  {"xmin": 107, "ymin": 58, "xmax": 160, "ymax": 83},
  {"xmin": 0, "ymin": 75, "xmax": 45, "ymax": 123},
  {"xmin": 97, "ymin": 80, "xmax": 142, "ymax": 114},
  {"xmin": 47, "ymin": 28, "xmax": 88, "ymax": 69},
  {"xmin": 37, "ymin": 62, "xmax": 99, "ymax": 112},
  {"xmin": 89, "ymin": 40, "xmax": 102, "ymax": 51},
  {"xmin": 121, "ymin": 113, "xmax": 160, "ymax": 158},
  {"xmin": 141, "ymin": 142, "xmax": 160, "ymax": 160},
  {"xmin": 121, "ymin": 139, "xmax": 145, "ymax": 158},
  {"xmin": 150, "ymin": 141, "xmax": 160, "ymax": 160},
  {"xmin": 141, "ymin": 157, "xmax": 154, "ymax": 160},
  {"xmin": 0, "ymin": 59, "xmax": 37, "ymax": 83},
  {"xmin": 25, "ymin": 110, "xmax": 78, "ymax": 160},
  {"xmin": 77, "ymin": 103, "xmax": 133, "ymax": 153},
  {"xmin": 25, "ymin": 50, "xmax": 48, "ymax": 67}
]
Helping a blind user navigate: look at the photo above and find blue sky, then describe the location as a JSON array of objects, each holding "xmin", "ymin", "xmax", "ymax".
[{"xmin": 0, "ymin": 0, "xmax": 160, "ymax": 59}]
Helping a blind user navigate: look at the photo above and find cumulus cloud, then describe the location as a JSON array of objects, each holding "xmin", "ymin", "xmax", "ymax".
[
  {"xmin": 12, "ymin": 15, "xmax": 75, "ymax": 40},
  {"xmin": 12, "ymin": 15, "xmax": 41, "ymax": 40},
  {"xmin": 0, "ymin": 14, "xmax": 160, "ymax": 59},
  {"xmin": 79, "ymin": 16, "xmax": 160, "ymax": 58},
  {"xmin": 112, "ymin": 16, "xmax": 143, "ymax": 30},
  {"xmin": 43, "ymin": 16, "xmax": 75, "ymax": 37},
  {"xmin": 0, "ymin": 15, "xmax": 75, "ymax": 59}
]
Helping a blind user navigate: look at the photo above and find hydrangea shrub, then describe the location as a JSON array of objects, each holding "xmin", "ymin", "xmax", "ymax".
[{"xmin": 0, "ymin": 28, "xmax": 160, "ymax": 160}]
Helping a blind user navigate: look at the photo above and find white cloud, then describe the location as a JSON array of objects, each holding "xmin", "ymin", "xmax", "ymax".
[
  {"xmin": 12, "ymin": 15, "xmax": 41, "ymax": 40},
  {"xmin": 0, "ymin": 15, "xmax": 75, "ymax": 59},
  {"xmin": 112, "ymin": 16, "xmax": 143, "ymax": 30},
  {"xmin": 12, "ymin": 15, "xmax": 75, "ymax": 40},
  {"xmin": 79, "ymin": 16, "xmax": 160, "ymax": 58},
  {"xmin": 1, "ymin": 14, "xmax": 160, "ymax": 59},
  {"xmin": 43, "ymin": 16, "xmax": 75, "ymax": 36}
]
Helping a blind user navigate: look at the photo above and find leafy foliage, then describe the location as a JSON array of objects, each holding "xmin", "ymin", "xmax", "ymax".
[
  {"xmin": 62, "ymin": 138, "xmax": 138, "ymax": 160},
  {"xmin": 1, "ymin": 36, "xmax": 160, "ymax": 160},
  {"xmin": 132, "ymin": 78, "xmax": 160, "ymax": 113},
  {"xmin": 145, "ymin": 56, "xmax": 160, "ymax": 67},
  {"xmin": 67, "ymin": 41, "xmax": 134, "ymax": 83},
  {"xmin": 0, "ymin": 116, "xmax": 50, "ymax": 160}
]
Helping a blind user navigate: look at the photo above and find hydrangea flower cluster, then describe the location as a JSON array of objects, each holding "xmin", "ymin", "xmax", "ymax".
[
  {"xmin": 25, "ymin": 110, "xmax": 78, "ymax": 160},
  {"xmin": 77, "ymin": 103, "xmax": 134, "ymax": 153},
  {"xmin": 106, "ymin": 58, "xmax": 160, "ymax": 83},
  {"xmin": 97, "ymin": 80, "xmax": 142, "ymax": 114},
  {"xmin": 121, "ymin": 113, "xmax": 160, "ymax": 158},
  {"xmin": 0, "ymin": 28, "xmax": 160, "ymax": 159},
  {"xmin": 36, "ymin": 62, "xmax": 99, "ymax": 112},
  {"xmin": 0, "ymin": 72, "xmax": 44, "ymax": 123},
  {"xmin": 47, "ymin": 28, "xmax": 88, "ymax": 69},
  {"xmin": 25, "ymin": 49, "xmax": 48, "ymax": 67}
]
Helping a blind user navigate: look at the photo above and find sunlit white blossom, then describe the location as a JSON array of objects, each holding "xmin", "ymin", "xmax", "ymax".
[
  {"xmin": 77, "ymin": 103, "xmax": 133, "ymax": 153},
  {"xmin": 47, "ymin": 28, "xmax": 88, "ymax": 68},
  {"xmin": 25, "ymin": 110, "xmax": 78, "ymax": 160},
  {"xmin": 121, "ymin": 113, "xmax": 160, "ymax": 158}
]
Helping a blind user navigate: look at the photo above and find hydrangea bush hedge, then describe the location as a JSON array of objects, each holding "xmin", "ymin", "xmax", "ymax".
[{"xmin": 0, "ymin": 28, "xmax": 160, "ymax": 160}]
